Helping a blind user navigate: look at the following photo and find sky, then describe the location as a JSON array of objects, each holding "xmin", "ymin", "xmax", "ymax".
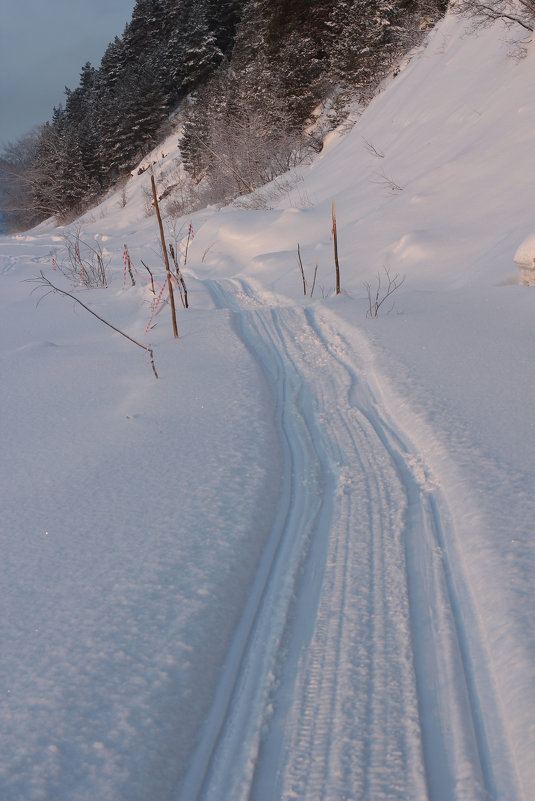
[{"xmin": 0, "ymin": 0, "xmax": 136, "ymax": 147}]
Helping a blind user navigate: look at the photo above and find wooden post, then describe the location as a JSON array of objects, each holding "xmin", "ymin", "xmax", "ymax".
[
  {"xmin": 332, "ymin": 201, "xmax": 341, "ymax": 295},
  {"xmin": 151, "ymin": 175, "xmax": 178, "ymax": 339}
]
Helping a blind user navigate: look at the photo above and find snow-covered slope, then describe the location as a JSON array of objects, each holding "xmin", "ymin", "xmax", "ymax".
[{"xmin": 0, "ymin": 11, "xmax": 534, "ymax": 801}]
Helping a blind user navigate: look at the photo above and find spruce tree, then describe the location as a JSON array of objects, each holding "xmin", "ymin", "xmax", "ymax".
[
  {"xmin": 328, "ymin": 0, "xmax": 401, "ymax": 94},
  {"xmin": 206, "ymin": 0, "xmax": 244, "ymax": 56},
  {"xmin": 64, "ymin": 63, "xmax": 101, "ymax": 188},
  {"xmin": 172, "ymin": 0, "xmax": 223, "ymax": 93}
]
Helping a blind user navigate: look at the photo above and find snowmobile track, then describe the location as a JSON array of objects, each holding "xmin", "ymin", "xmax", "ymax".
[{"xmin": 174, "ymin": 277, "xmax": 509, "ymax": 801}]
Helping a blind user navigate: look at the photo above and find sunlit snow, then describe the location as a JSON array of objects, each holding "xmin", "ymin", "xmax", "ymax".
[{"xmin": 1, "ymin": 11, "xmax": 534, "ymax": 801}]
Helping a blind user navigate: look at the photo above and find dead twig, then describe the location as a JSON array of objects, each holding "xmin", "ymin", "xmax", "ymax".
[
  {"xmin": 362, "ymin": 137, "xmax": 385, "ymax": 158},
  {"xmin": 372, "ymin": 172, "xmax": 404, "ymax": 192},
  {"xmin": 60, "ymin": 228, "xmax": 110, "ymax": 288},
  {"xmin": 140, "ymin": 259, "xmax": 156, "ymax": 295},
  {"xmin": 168, "ymin": 243, "xmax": 189, "ymax": 309},
  {"xmin": 183, "ymin": 223, "xmax": 194, "ymax": 267},
  {"xmin": 29, "ymin": 271, "xmax": 158, "ymax": 378},
  {"xmin": 201, "ymin": 242, "xmax": 216, "ymax": 263}
]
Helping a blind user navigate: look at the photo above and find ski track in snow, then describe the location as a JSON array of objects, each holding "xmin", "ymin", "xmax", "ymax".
[{"xmin": 174, "ymin": 278, "xmax": 517, "ymax": 801}]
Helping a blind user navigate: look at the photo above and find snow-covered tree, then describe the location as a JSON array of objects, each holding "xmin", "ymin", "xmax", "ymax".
[
  {"xmin": 328, "ymin": 0, "xmax": 402, "ymax": 94},
  {"xmin": 454, "ymin": 0, "xmax": 534, "ymax": 32},
  {"xmin": 30, "ymin": 108, "xmax": 97, "ymax": 219},
  {"xmin": 64, "ymin": 63, "xmax": 101, "ymax": 186},
  {"xmin": 1, "ymin": 0, "xmax": 452, "ymax": 226},
  {"xmin": 206, "ymin": 0, "xmax": 245, "ymax": 56},
  {"xmin": 0, "ymin": 129, "xmax": 42, "ymax": 231},
  {"xmin": 166, "ymin": 0, "xmax": 222, "ymax": 94}
]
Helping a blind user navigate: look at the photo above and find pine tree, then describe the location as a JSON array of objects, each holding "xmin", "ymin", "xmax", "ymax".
[
  {"xmin": 179, "ymin": 68, "xmax": 227, "ymax": 182},
  {"xmin": 206, "ymin": 0, "xmax": 244, "ymax": 56},
  {"xmin": 96, "ymin": 27, "xmax": 168, "ymax": 180},
  {"xmin": 64, "ymin": 63, "xmax": 101, "ymax": 187},
  {"xmin": 95, "ymin": 36, "xmax": 129, "ymax": 179},
  {"xmin": 123, "ymin": 0, "xmax": 164, "ymax": 63},
  {"xmin": 4, "ymin": 0, "xmax": 450, "ymax": 226},
  {"xmin": 169, "ymin": 0, "xmax": 223, "ymax": 94},
  {"xmin": 328, "ymin": 0, "xmax": 402, "ymax": 94},
  {"xmin": 179, "ymin": 0, "xmax": 314, "ymax": 202},
  {"xmin": 32, "ymin": 107, "xmax": 96, "ymax": 219}
]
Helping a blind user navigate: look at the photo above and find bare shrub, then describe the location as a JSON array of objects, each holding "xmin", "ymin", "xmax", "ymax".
[
  {"xmin": 233, "ymin": 174, "xmax": 304, "ymax": 210},
  {"xmin": 180, "ymin": 67, "xmax": 324, "ymax": 210},
  {"xmin": 59, "ymin": 227, "xmax": 110, "ymax": 288},
  {"xmin": 116, "ymin": 174, "xmax": 130, "ymax": 208},
  {"xmin": 365, "ymin": 267, "xmax": 405, "ymax": 317},
  {"xmin": 143, "ymin": 185, "xmax": 155, "ymax": 217},
  {"xmin": 163, "ymin": 174, "xmax": 200, "ymax": 218},
  {"xmin": 166, "ymin": 218, "xmax": 187, "ymax": 258},
  {"xmin": 372, "ymin": 172, "xmax": 404, "ymax": 193}
]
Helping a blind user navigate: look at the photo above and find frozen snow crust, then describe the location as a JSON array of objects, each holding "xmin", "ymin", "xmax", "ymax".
[{"xmin": 1, "ymin": 11, "xmax": 534, "ymax": 801}]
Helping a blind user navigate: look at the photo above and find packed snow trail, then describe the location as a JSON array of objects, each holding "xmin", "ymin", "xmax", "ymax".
[{"xmin": 174, "ymin": 279, "xmax": 519, "ymax": 801}]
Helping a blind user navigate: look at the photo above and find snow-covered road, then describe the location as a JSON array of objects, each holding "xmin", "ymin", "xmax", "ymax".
[{"xmin": 175, "ymin": 279, "xmax": 518, "ymax": 801}]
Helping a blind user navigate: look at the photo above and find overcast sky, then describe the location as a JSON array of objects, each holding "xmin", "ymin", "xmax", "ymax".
[{"xmin": 0, "ymin": 0, "xmax": 136, "ymax": 146}]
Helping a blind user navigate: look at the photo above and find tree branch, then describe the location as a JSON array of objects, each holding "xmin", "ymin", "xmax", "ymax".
[{"xmin": 29, "ymin": 271, "xmax": 158, "ymax": 378}]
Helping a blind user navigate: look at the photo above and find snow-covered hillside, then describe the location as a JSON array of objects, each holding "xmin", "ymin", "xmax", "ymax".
[{"xmin": 1, "ymin": 11, "xmax": 534, "ymax": 801}]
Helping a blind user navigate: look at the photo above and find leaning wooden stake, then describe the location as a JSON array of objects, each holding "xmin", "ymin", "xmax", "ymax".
[
  {"xmin": 332, "ymin": 201, "xmax": 341, "ymax": 295},
  {"xmin": 297, "ymin": 243, "xmax": 307, "ymax": 296},
  {"xmin": 151, "ymin": 175, "xmax": 179, "ymax": 339},
  {"xmin": 310, "ymin": 259, "xmax": 318, "ymax": 298}
]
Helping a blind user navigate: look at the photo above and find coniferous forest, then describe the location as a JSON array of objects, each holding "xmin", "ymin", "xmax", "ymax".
[{"xmin": 0, "ymin": 0, "xmax": 448, "ymax": 232}]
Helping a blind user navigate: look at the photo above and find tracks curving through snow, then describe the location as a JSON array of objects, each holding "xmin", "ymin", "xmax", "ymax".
[{"xmin": 174, "ymin": 278, "xmax": 507, "ymax": 801}]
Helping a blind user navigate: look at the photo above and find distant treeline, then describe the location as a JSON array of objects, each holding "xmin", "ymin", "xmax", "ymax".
[{"xmin": 0, "ymin": 0, "xmax": 447, "ymax": 231}]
